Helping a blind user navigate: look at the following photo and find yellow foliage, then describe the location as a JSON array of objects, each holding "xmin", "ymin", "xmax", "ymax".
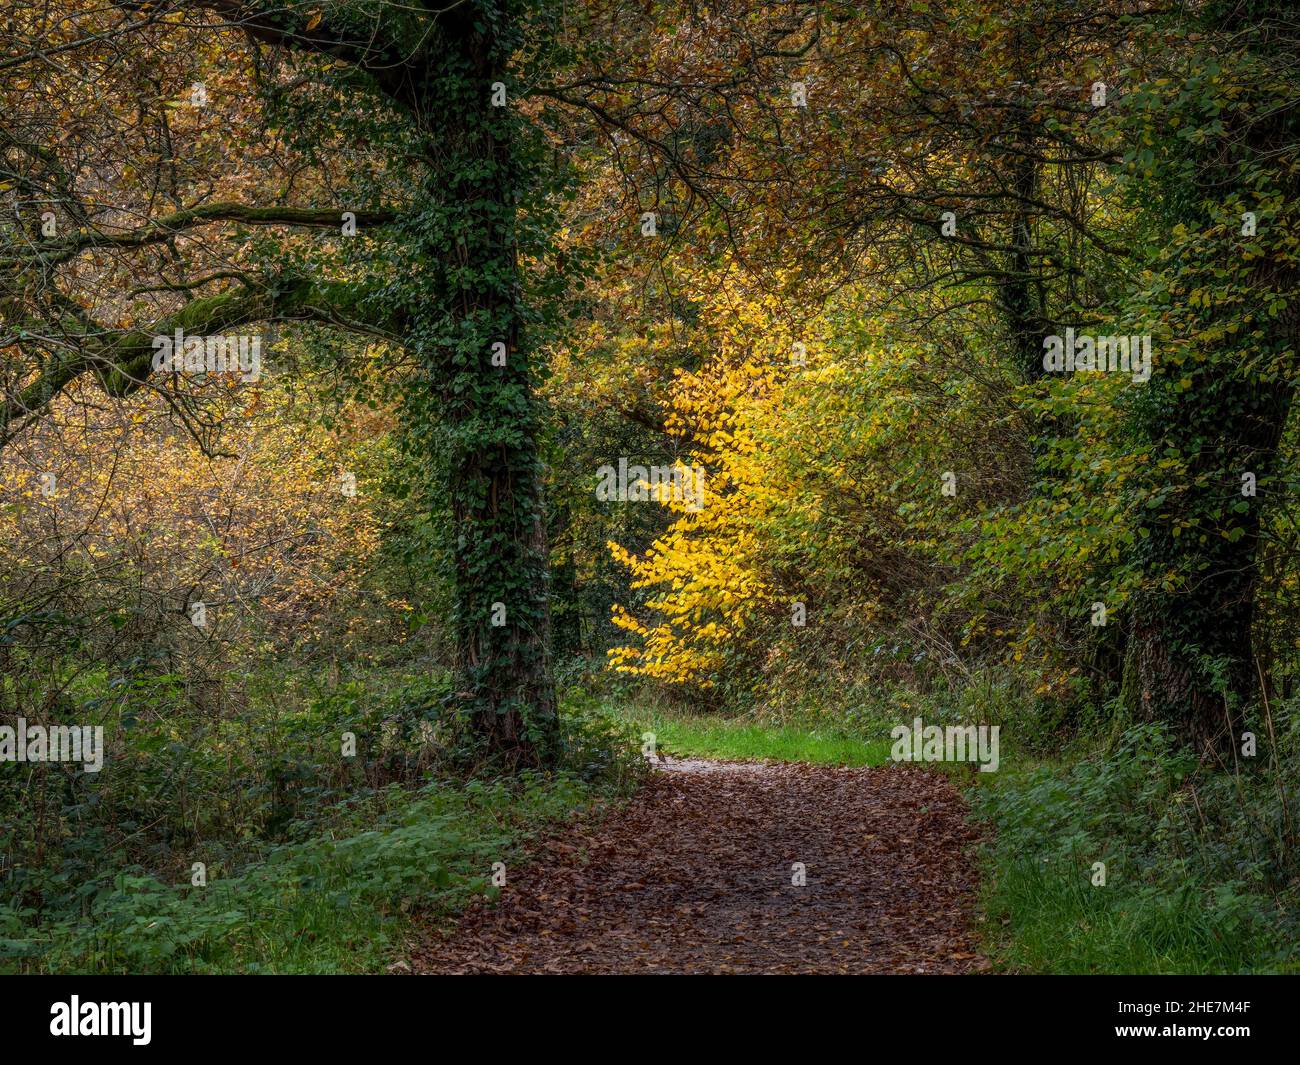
[{"xmin": 605, "ymin": 264, "xmax": 834, "ymax": 687}]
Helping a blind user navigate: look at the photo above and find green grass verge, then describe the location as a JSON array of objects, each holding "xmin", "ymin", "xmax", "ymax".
[
  {"xmin": 617, "ymin": 708, "xmax": 892, "ymax": 766},
  {"xmin": 968, "ymin": 725, "xmax": 1300, "ymax": 974},
  {"xmin": 2, "ymin": 774, "xmax": 594, "ymax": 974}
]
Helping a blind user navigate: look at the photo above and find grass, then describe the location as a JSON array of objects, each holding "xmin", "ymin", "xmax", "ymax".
[
  {"xmin": 5, "ymin": 672, "xmax": 646, "ymax": 975},
  {"xmin": 3, "ymin": 774, "xmax": 596, "ymax": 974},
  {"xmin": 968, "ymin": 726, "xmax": 1299, "ymax": 974},
  {"xmin": 617, "ymin": 707, "xmax": 892, "ymax": 766},
  {"xmin": 973, "ymin": 854, "xmax": 1282, "ymax": 974}
]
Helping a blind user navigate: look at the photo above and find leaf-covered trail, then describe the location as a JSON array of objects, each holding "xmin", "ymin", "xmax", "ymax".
[{"xmin": 409, "ymin": 759, "xmax": 987, "ymax": 974}]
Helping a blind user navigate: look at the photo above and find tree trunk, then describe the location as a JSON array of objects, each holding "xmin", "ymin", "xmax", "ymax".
[
  {"xmin": 1128, "ymin": 375, "xmax": 1294, "ymax": 758},
  {"xmin": 1125, "ymin": 6, "xmax": 1299, "ymax": 758},
  {"xmin": 1001, "ymin": 146, "xmax": 1050, "ymax": 385},
  {"xmin": 449, "ymin": 440, "xmax": 558, "ymax": 765},
  {"xmin": 417, "ymin": 5, "xmax": 559, "ymax": 766}
]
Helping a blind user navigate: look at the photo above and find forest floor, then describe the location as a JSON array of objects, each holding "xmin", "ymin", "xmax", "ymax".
[{"xmin": 409, "ymin": 757, "xmax": 988, "ymax": 974}]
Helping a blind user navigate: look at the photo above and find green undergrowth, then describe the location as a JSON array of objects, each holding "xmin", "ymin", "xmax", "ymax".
[
  {"xmin": 1, "ymin": 676, "xmax": 646, "ymax": 974},
  {"xmin": 970, "ymin": 719, "xmax": 1300, "ymax": 974},
  {"xmin": 2, "ymin": 773, "xmax": 596, "ymax": 974}
]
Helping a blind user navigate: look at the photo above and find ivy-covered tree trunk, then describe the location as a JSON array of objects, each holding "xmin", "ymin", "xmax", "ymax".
[
  {"xmin": 1124, "ymin": 5, "xmax": 1300, "ymax": 758},
  {"xmin": 415, "ymin": 4, "xmax": 558, "ymax": 765},
  {"xmin": 1001, "ymin": 148, "xmax": 1049, "ymax": 386},
  {"xmin": 1128, "ymin": 375, "xmax": 1295, "ymax": 756}
]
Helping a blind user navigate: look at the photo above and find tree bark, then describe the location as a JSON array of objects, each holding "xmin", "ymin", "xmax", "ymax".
[
  {"xmin": 1125, "ymin": 6, "xmax": 1300, "ymax": 757},
  {"xmin": 423, "ymin": 6, "xmax": 559, "ymax": 766}
]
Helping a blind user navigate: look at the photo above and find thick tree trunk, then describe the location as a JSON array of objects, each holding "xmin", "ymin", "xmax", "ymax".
[
  {"xmin": 419, "ymin": 4, "xmax": 559, "ymax": 766},
  {"xmin": 1126, "ymin": 164, "xmax": 1300, "ymax": 752},
  {"xmin": 1128, "ymin": 375, "xmax": 1294, "ymax": 757},
  {"xmin": 449, "ymin": 440, "xmax": 558, "ymax": 764},
  {"xmin": 1124, "ymin": 8, "xmax": 1299, "ymax": 756}
]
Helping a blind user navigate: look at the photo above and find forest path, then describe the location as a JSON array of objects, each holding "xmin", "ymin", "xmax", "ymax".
[{"xmin": 409, "ymin": 758, "xmax": 987, "ymax": 974}]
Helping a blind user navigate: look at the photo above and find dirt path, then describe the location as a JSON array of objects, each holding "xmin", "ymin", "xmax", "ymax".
[{"xmin": 410, "ymin": 758, "xmax": 987, "ymax": 974}]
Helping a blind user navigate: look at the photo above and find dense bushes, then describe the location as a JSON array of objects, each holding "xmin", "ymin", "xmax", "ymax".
[
  {"xmin": 0, "ymin": 664, "xmax": 644, "ymax": 974},
  {"xmin": 1, "ymin": 773, "xmax": 593, "ymax": 973},
  {"xmin": 972, "ymin": 716, "xmax": 1300, "ymax": 974}
]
